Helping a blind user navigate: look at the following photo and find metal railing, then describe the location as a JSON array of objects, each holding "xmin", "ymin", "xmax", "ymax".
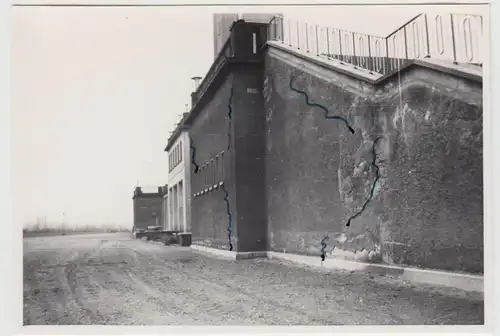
[{"xmin": 267, "ymin": 12, "xmax": 483, "ymax": 76}]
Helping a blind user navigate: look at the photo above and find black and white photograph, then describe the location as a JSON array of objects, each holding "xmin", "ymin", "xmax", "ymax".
[{"xmin": 9, "ymin": 0, "xmax": 490, "ymax": 329}]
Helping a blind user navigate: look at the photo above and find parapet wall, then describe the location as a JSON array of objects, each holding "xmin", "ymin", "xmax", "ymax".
[{"xmin": 263, "ymin": 44, "xmax": 483, "ymax": 274}]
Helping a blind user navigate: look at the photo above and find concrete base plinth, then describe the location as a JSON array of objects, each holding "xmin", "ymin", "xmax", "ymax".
[{"xmin": 191, "ymin": 245, "xmax": 483, "ymax": 293}]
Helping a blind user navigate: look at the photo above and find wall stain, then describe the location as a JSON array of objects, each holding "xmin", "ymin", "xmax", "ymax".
[{"xmin": 346, "ymin": 136, "xmax": 382, "ymax": 227}]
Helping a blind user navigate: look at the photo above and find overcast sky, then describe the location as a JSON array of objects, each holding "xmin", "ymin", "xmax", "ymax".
[{"xmin": 11, "ymin": 4, "xmax": 487, "ymax": 228}]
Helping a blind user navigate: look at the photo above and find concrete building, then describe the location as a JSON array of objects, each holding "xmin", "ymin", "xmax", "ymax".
[
  {"xmin": 187, "ymin": 20, "xmax": 270, "ymax": 253},
  {"xmin": 213, "ymin": 13, "xmax": 281, "ymax": 59},
  {"xmin": 132, "ymin": 186, "xmax": 166, "ymax": 231},
  {"xmin": 165, "ymin": 114, "xmax": 191, "ymax": 233},
  {"xmin": 184, "ymin": 17, "xmax": 483, "ymax": 276}
]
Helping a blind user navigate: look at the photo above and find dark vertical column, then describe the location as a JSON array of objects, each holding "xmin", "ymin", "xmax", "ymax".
[
  {"xmin": 232, "ymin": 63, "xmax": 267, "ymax": 253},
  {"xmin": 230, "ymin": 20, "xmax": 269, "ymax": 61},
  {"xmin": 228, "ymin": 21, "xmax": 268, "ymax": 253}
]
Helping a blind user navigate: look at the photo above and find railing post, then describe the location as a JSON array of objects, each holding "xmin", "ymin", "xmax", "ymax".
[
  {"xmin": 385, "ymin": 38, "xmax": 389, "ymax": 74},
  {"xmin": 315, "ymin": 25, "xmax": 320, "ymax": 56},
  {"xmin": 326, "ymin": 27, "xmax": 330, "ymax": 59},
  {"xmin": 271, "ymin": 18, "xmax": 276, "ymax": 40},
  {"xmin": 338, "ymin": 31, "xmax": 343, "ymax": 62},
  {"xmin": 296, "ymin": 20, "xmax": 300, "ymax": 49},
  {"xmin": 288, "ymin": 19, "xmax": 292, "ymax": 46},
  {"xmin": 403, "ymin": 26, "xmax": 409, "ymax": 59},
  {"xmin": 424, "ymin": 14, "xmax": 431, "ymax": 57},
  {"xmin": 305, "ymin": 23, "xmax": 309, "ymax": 52},
  {"xmin": 367, "ymin": 35, "xmax": 372, "ymax": 70},
  {"xmin": 352, "ymin": 33, "xmax": 356, "ymax": 66},
  {"xmin": 450, "ymin": 14, "xmax": 458, "ymax": 63},
  {"xmin": 278, "ymin": 16, "xmax": 282, "ymax": 42}
]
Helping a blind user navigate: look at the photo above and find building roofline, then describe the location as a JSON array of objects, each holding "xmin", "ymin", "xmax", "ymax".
[{"xmin": 164, "ymin": 115, "xmax": 191, "ymax": 152}]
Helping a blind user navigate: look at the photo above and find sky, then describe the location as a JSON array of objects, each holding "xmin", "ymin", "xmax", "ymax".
[{"xmin": 11, "ymin": 4, "xmax": 487, "ymax": 229}]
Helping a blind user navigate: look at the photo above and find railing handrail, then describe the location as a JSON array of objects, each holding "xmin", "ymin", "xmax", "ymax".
[
  {"xmin": 267, "ymin": 11, "xmax": 483, "ymax": 75},
  {"xmin": 385, "ymin": 13, "xmax": 423, "ymax": 39},
  {"xmin": 270, "ymin": 16, "xmax": 386, "ymax": 40}
]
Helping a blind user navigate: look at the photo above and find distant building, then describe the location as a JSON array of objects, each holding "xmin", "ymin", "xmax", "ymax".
[
  {"xmin": 213, "ymin": 13, "xmax": 281, "ymax": 58},
  {"xmin": 165, "ymin": 114, "xmax": 191, "ymax": 233},
  {"xmin": 132, "ymin": 186, "xmax": 166, "ymax": 231}
]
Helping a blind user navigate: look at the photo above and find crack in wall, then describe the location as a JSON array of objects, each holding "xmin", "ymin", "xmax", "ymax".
[
  {"xmin": 220, "ymin": 184, "xmax": 233, "ymax": 251},
  {"xmin": 289, "ymin": 74, "xmax": 355, "ymax": 134},
  {"xmin": 346, "ymin": 136, "xmax": 382, "ymax": 227},
  {"xmin": 288, "ymin": 71, "xmax": 357, "ymax": 260},
  {"xmin": 189, "ymin": 136, "xmax": 200, "ymax": 174},
  {"xmin": 227, "ymin": 76, "xmax": 235, "ymax": 150},
  {"xmin": 224, "ymin": 73, "xmax": 236, "ymax": 251},
  {"xmin": 320, "ymin": 235, "xmax": 329, "ymax": 261}
]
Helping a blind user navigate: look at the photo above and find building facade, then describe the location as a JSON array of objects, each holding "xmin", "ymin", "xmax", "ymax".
[
  {"xmin": 185, "ymin": 18, "xmax": 483, "ymax": 275},
  {"xmin": 132, "ymin": 186, "xmax": 166, "ymax": 231},
  {"xmin": 186, "ymin": 20, "xmax": 270, "ymax": 252},
  {"xmin": 165, "ymin": 124, "xmax": 191, "ymax": 233}
]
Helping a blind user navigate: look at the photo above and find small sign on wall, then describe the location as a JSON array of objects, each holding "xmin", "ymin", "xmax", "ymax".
[{"xmin": 247, "ymin": 88, "xmax": 258, "ymax": 94}]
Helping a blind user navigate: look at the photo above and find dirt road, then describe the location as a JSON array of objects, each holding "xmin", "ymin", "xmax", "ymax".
[{"xmin": 23, "ymin": 233, "xmax": 484, "ymax": 325}]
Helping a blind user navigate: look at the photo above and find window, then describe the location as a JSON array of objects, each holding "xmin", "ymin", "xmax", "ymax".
[
  {"xmin": 200, "ymin": 165, "xmax": 204, "ymax": 190},
  {"xmin": 220, "ymin": 151, "xmax": 225, "ymax": 181},
  {"xmin": 179, "ymin": 141, "xmax": 183, "ymax": 162},
  {"xmin": 211, "ymin": 159, "xmax": 215, "ymax": 186},
  {"xmin": 252, "ymin": 33, "xmax": 257, "ymax": 54},
  {"xmin": 215, "ymin": 155, "xmax": 219, "ymax": 184},
  {"xmin": 204, "ymin": 164, "xmax": 208, "ymax": 189}
]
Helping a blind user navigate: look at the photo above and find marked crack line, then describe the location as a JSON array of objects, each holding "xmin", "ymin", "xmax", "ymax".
[
  {"xmin": 289, "ymin": 74, "xmax": 355, "ymax": 134},
  {"xmin": 221, "ymin": 183, "xmax": 233, "ymax": 251},
  {"xmin": 227, "ymin": 76, "xmax": 235, "ymax": 150},
  {"xmin": 320, "ymin": 235, "xmax": 329, "ymax": 261},
  {"xmin": 288, "ymin": 70, "xmax": 355, "ymax": 261},
  {"xmin": 189, "ymin": 136, "xmax": 200, "ymax": 174},
  {"xmin": 346, "ymin": 136, "xmax": 382, "ymax": 227}
]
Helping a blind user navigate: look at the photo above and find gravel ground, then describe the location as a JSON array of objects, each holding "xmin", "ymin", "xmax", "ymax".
[{"xmin": 23, "ymin": 233, "xmax": 484, "ymax": 325}]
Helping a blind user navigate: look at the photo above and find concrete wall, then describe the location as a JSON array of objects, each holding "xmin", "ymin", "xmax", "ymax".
[
  {"xmin": 263, "ymin": 46, "xmax": 483, "ymax": 274},
  {"xmin": 189, "ymin": 64, "xmax": 267, "ymax": 252},
  {"xmin": 189, "ymin": 74, "xmax": 238, "ymax": 250},
  {"xmin": 133, "ymin": 193, "xmax": 164, "ymax": 230},
  {"xmin": 232, "ymin": 63, "xmax": 268, "ymax": 252},
  {"xmin": 188, "ymin": 21, "xmax": 268, "ymax": 253}
]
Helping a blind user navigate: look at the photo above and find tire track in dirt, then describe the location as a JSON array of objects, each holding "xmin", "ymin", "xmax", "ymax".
[
  {"xmin": 23, "ymin": 250, "xmax": 77, "ymax": 325},
  {"xmin": 60, "ymin": 240, "xmax": 109, "ymax": 324},
  {"xmin": 125, "ymin": 248, "xmax": 259, "ymax": 324},
  {"xmin": 24, "ymin": 234, "xmax": 484, "ymax": 325},
  {"xmin": 127, "ymin": 246, "xmax": 312, "ymax": 324}
]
